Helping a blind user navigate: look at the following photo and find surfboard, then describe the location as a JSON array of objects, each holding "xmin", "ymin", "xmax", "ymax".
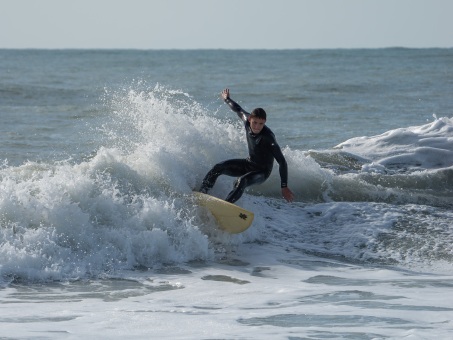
[{"xmin": 193, "ymin": 192, "xmax": 254, "ymax": 234}]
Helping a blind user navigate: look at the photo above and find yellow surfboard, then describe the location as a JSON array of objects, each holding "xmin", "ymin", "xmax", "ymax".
[{"xmin": 194, "ymin": 192, "xmax": 254, "ymax": 234}]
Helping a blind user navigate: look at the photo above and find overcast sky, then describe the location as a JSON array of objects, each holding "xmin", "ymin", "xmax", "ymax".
[{"xmin": 1, "ymin": 0, "xmax": 452, "ymax": 49}]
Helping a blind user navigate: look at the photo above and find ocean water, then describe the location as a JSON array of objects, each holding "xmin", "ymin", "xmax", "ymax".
[{"xmin": 1, "ymin": 49, "xmax": 453, "ymax": 339}]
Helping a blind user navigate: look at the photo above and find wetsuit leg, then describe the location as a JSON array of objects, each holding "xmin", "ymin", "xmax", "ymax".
[
  {"xmin": 225, "ymin": 171, "xmax": 268, "ymax": 203},
  {"xmin": 199, "ymin": 159, "xmax": 249, "ymax": 194}
]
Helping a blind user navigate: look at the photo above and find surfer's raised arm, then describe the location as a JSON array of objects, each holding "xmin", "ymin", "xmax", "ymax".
[{"xmin": 222, "ymin": 88, "xmax": 249, "ymax": 122}]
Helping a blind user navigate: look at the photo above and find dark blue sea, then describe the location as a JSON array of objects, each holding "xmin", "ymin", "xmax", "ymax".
[{"xmin": 1, "ymin": 49, "xmax": 453, "ymax": 339}]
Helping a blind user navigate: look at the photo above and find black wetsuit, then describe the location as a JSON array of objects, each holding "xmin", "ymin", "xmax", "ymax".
[{"xmin": 200, "ymin": 96, "xmax": 288, "ymax": 203}]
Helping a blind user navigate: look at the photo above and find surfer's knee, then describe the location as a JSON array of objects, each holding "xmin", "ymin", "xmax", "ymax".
[
  {"xmin": 234, "ymin": 176, "xmax": 247, "ymax": 189},
  {"xmin": 211, "ymin": 162, "xmax": 227, "ymax": 174}
]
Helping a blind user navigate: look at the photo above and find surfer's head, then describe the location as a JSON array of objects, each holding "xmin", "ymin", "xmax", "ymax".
[
  {"xmin": 251, "ymin": 108, "xmax": 267, "ymax": 120},
  {"xmin": 248, "ymin": 108, "xmax": 266, "ymax": 134}
]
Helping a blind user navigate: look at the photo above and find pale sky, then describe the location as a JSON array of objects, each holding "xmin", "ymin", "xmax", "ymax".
[{"xmin": 1, "ymin": 0, "xmax": 452, "ymax": 49}]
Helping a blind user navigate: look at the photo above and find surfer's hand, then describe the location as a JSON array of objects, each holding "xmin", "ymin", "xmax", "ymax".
[
  {"xmin": 221, "ymin": 88, "xmax": 230, "ymax": 100},
  {"xmin": 282, "ymin": 187, "xmax": 294, "ymax": 203}
]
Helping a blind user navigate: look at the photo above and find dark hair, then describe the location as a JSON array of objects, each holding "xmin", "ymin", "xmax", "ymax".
[{"xmin": 251, "ymin": 108, "xmax": 267, "ymax": 120}]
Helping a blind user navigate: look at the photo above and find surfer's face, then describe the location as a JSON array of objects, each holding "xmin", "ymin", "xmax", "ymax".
[{"xmin": 249, "ymin": 117, "xmax": 266, "ymax": 134}]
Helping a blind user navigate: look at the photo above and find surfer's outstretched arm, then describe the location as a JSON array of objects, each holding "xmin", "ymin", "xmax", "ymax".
[{"xmin": 222, "ymin": 88, "xmax": 249, "ymax": 122}]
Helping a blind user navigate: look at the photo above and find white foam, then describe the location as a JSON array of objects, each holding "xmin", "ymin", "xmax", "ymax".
[
  {"xmin": 1, "ymin": 85, "xmax": 452, "ymax": 286},
  {"xmin": 336, "ymin": 116, "xmax": 453, "ymax": 171}
]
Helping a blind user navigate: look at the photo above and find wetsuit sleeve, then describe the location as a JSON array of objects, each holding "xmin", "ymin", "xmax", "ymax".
[
  {"xmin": 271, "ymin": 138, "xmax": 289, "ymax": 188},
  {"xmin": 224, "ymin": 97, "xmax": 249, "ymax": 123}
]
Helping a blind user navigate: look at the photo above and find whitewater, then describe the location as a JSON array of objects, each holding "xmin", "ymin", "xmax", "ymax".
[{"xmin": 1, "ymin": 49, "xmax": 453, "ymax": 339}]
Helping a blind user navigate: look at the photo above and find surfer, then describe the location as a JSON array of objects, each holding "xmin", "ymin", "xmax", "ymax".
[{"xmin": 200, "ymin": 88, "xmax": 295, "ymax": 203}]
